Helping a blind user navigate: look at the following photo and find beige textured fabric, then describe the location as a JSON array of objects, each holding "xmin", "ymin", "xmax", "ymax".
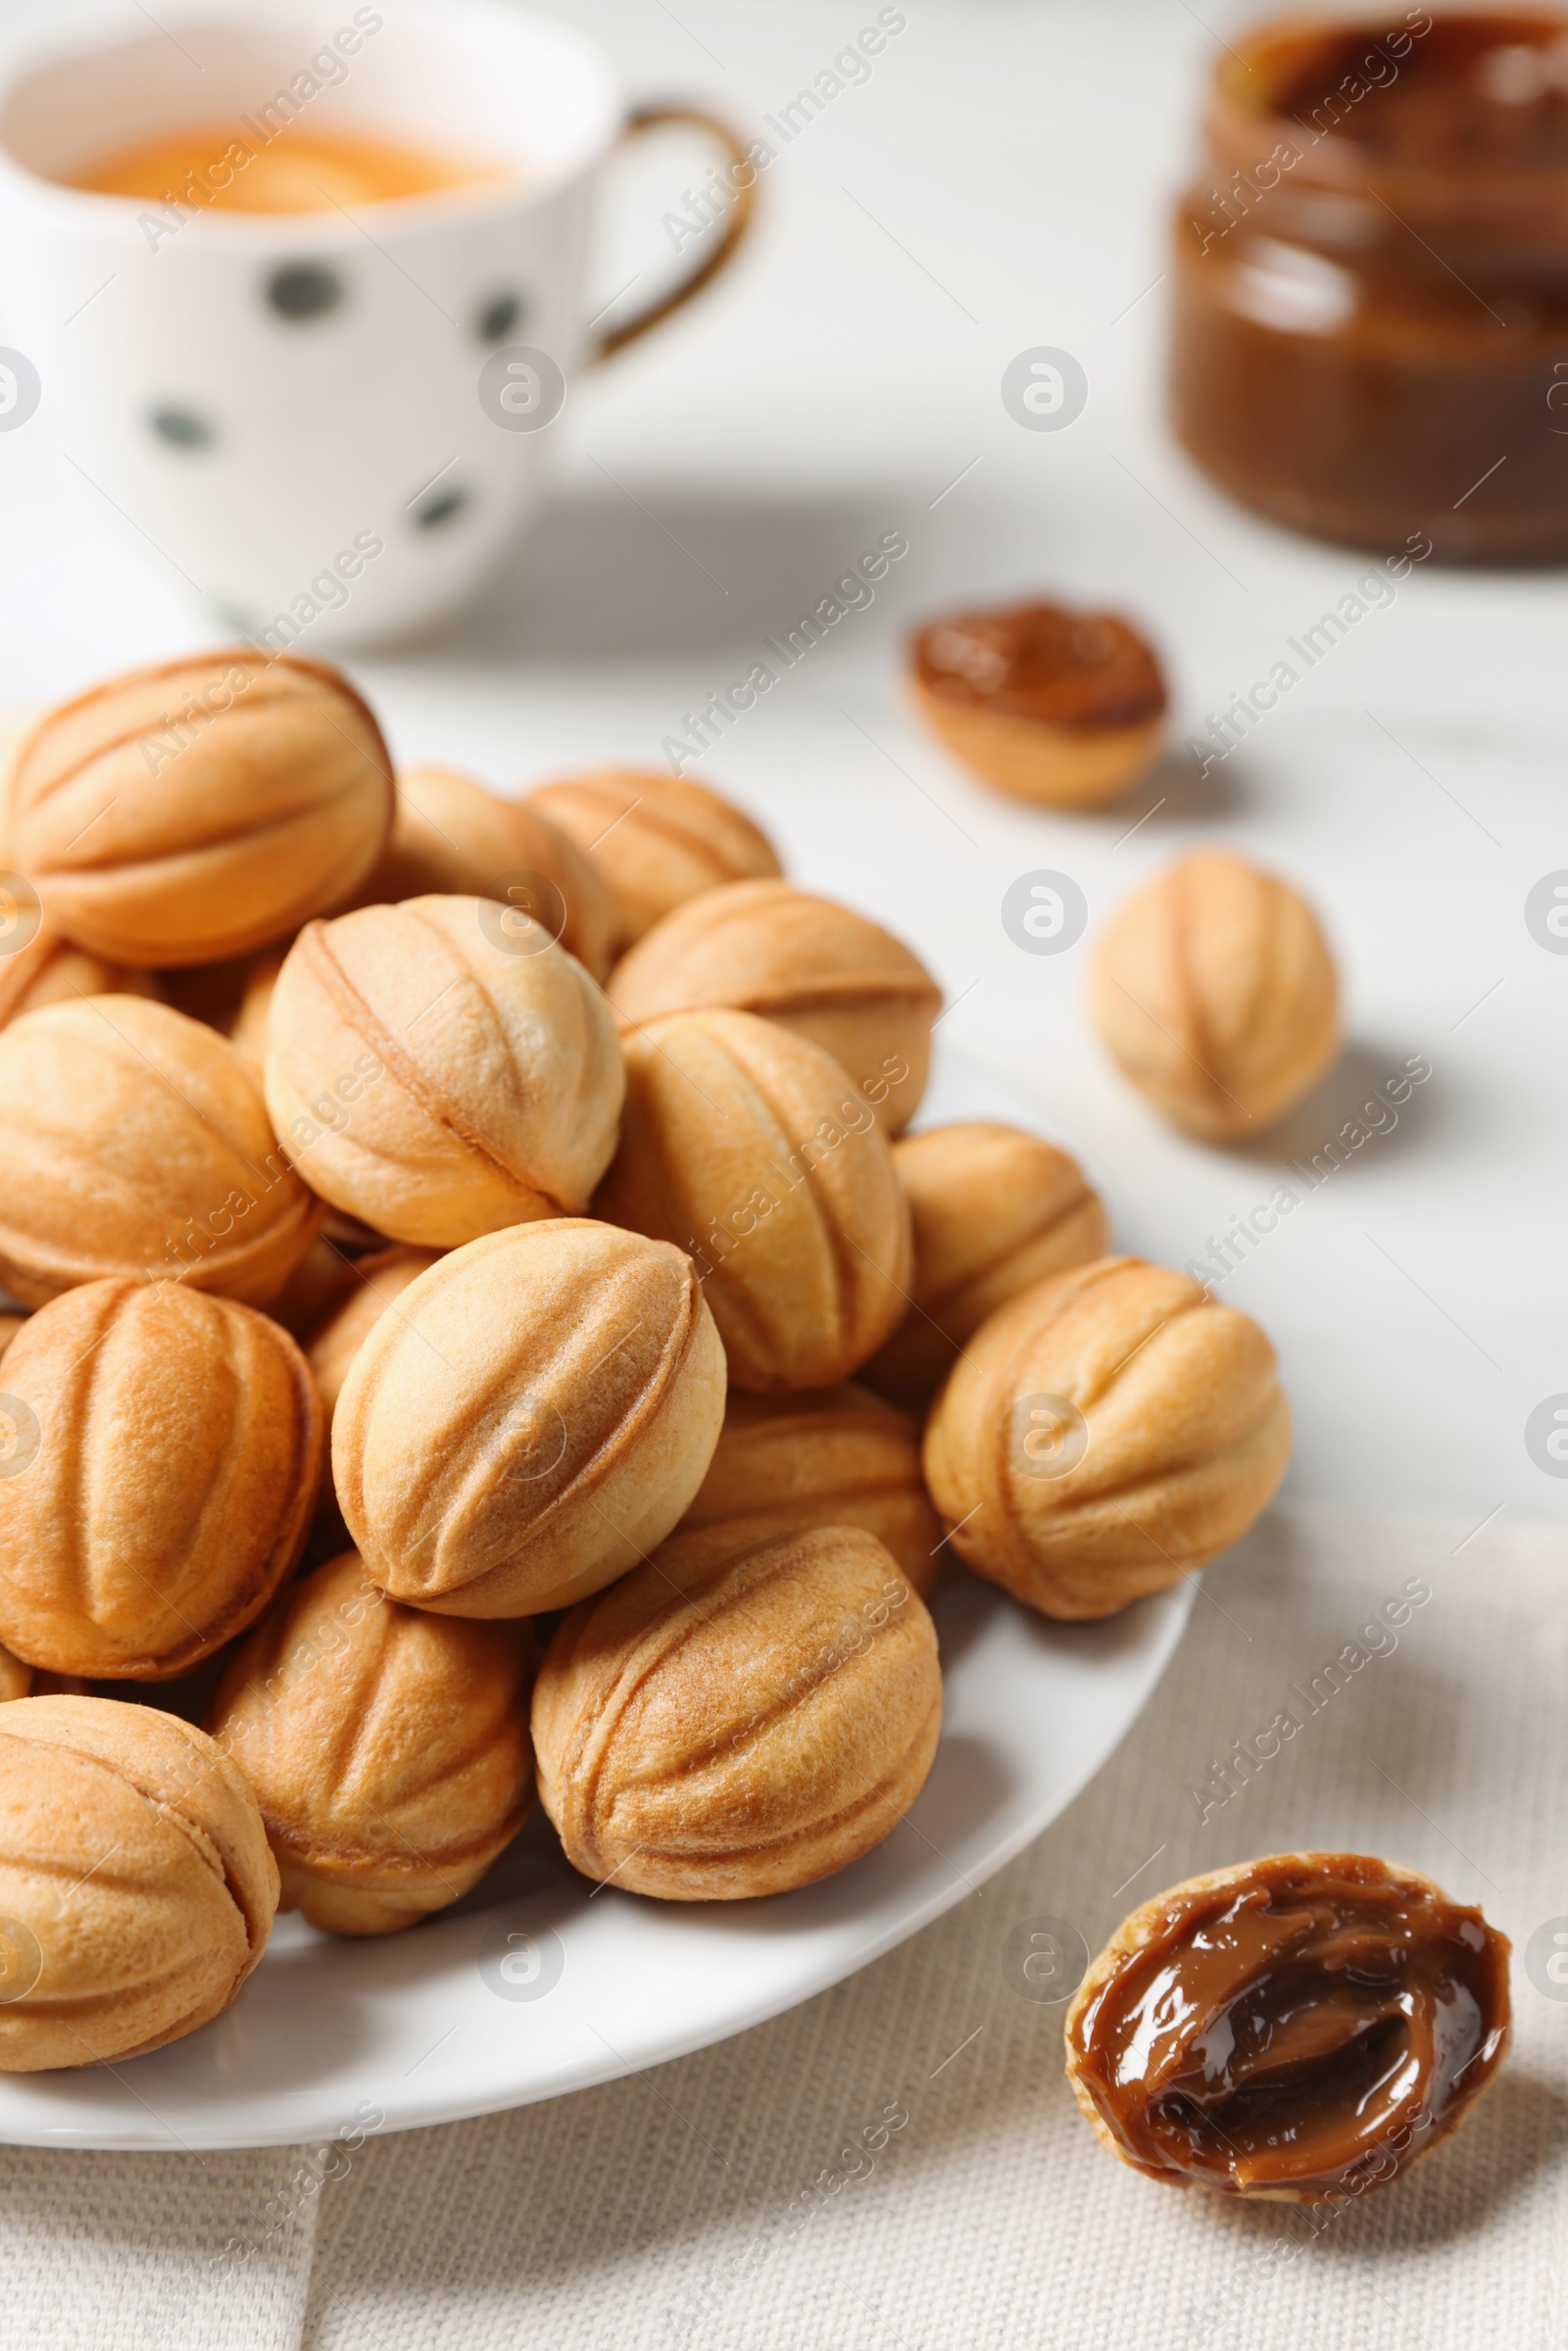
[
  {"xmin": 3, "ymin": 1506, "xmax": 1563, "ymax": 2347},
  {"xmin": 0, "ymin": 2145, "xmax": 318, "ymax": 2349}
]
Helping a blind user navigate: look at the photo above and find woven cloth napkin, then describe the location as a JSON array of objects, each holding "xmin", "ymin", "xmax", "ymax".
[{"xmin": 3, "ymin": 1503, "xmax": 1563, "ymax": 2350}]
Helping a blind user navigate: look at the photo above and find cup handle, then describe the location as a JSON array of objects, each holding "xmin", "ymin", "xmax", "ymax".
[{"xmin": 588, "ymin": 104, "xmax": 757, "ymax": 365}]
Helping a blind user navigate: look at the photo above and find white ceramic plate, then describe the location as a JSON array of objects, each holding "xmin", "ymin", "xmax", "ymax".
[{"xmin": 0, "ymin": 1053, "xmax": 1197, "ymax": 2151}]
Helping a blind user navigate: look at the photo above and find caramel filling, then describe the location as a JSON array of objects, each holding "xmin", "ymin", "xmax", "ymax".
[
  {"xmin": 911, "ymin": 604, "xmax": 1166, "ymax": 732},
  {"xmin": 1170, "ymin": 11, "xmax": 1568, "ymax": 562},
  {"xmin": 1274, "ymin": 14, "xmax": 1568, "ymax": 167},
  {"xmin": 1068, "ymin": 1854, "xmax": 1509, "ymax": 2196}
]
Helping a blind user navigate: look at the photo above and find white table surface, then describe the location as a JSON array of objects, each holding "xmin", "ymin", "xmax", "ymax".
[{"xmin": 2, "ymin": 0, "xmax": 1564, "ymax": 1549}]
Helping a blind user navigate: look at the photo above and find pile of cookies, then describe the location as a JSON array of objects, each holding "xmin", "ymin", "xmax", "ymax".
[{"xmin": 0, "ymin": 644, "xmax": 1294, "ymax": 2075}]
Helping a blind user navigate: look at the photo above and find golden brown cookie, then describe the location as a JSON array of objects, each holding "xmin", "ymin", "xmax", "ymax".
[
  {"xmin": 1093, "ymin": 850, "xmax": 1340, "ymax": 1141},
  {"xmin": 0, "ymin": 1695, "xmax": 277, "ymax": 2069},
  {"xmin": 679, "ymin": 1383, "xmax": 942, "ymax": 1594},
  {"xmin": 227, "ymin": 950, "xmax": 283, "ymax": 1068},
  {"xmin": 923, "ymin": 1254, "xmax": 1290, "ymax": 1617},
  {"xmin": 594, "ymin": 1006, "xmax": 911, "ymax": 1391},
  {"xmin": 532, "ymin": 1523, "xmax": 941, "ymax": 1899},
  {"xmin": 333, "ymin": 1220, "xmax": 725, "ymax": 1616},
  {"xmin": 0, "ymin": 702, "xmax": 45, "ymax": 863},
  {"xmin": 608, "ymin": 879, "xmax": 941, "ymax": 1135},
  {"xmin": 862, "ymin": 1122, "xmax": 1110, "ymax": 1409},
  {"xmin": 362, "ymin": 764, "xmax": 618, "ymax": 981},
  {"xmin": 305, "ymin": 1246, "xmax": 444, "ymax": 1426},
  {"xmin": 526, "ymin": 766, "xmax": 781, "ymax": 951},
  {"xmin": 0, "ymin": 1278, "xmax": 321, "ymax": 1679},
  {"xmin": 264, "ymin": 895, "xmax": 624, "ymax": 1249},
  {"xmin": 1064, "ymin": 1853, "xmax": 1510, "ymax": 2201},
  {"xmin": 293, "ymin": 1243, "xmax": 446, "ymax": 1564},
  {"xmin": 9, "ymin": 652, "xmax": 392, "ymax": 965},
  {"xmin": 0, "ymin": 913, "xmax": 159, "ymax": 1032},
  {"xmin": 0, "ymin": 994, "xmax": 322, "ymax": 1305},
  {"xmin": 209, "ymin": 1552, "xmax": 535, "ymax": 1935}
]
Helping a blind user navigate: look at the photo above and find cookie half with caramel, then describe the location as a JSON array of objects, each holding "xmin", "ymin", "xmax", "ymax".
[
  {"xmin": 910, "ymin": 600, "xmax": 1167, "ymax": 808},
  {"xmin": 1065, "ymin": 1852, "xmax": 1510, "ymax": 2201}
]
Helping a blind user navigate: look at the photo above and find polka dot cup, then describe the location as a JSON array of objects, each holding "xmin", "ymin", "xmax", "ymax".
[{"xmin": 0, "ymin": 2, "xmax": 753, "ymax": 648}]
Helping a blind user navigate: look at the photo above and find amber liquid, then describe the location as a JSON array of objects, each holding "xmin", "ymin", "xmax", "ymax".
[{"xmin": 67, "ymin": 123, "xmax": 509, "ymax": 213}]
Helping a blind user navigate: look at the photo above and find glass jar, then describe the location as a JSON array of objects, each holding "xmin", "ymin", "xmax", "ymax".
[{"xmin": 1169, "ymin": 7, "xmax": 1568, "ymax": 562}]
